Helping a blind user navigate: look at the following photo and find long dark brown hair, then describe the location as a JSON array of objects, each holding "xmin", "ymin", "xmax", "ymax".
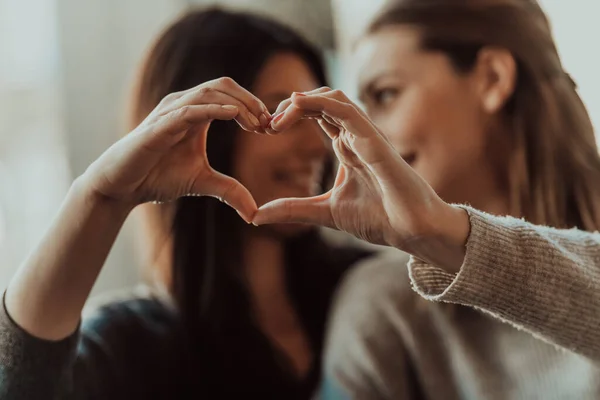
[
  {"xmin": 128, "ymin": 8, "xmax": 370, "ymax": 396},
  {"xmin": 370, "ymin": 0, "xmax": 600, "ymax": 230}
]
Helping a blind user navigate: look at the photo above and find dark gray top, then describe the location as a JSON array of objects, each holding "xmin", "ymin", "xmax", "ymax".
[{"xmin": 0, "ymin": 290, "xmax": 321, "ymax": 399}]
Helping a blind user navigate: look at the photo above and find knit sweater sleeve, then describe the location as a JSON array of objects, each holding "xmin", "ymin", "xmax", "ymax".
[
  {"xmin": 0, "ymin": 292, "xmax": 83, "ymax": 399},
  {"xmin": 408, "ymin": 206, "xmax": 600, "ymax": 361}
]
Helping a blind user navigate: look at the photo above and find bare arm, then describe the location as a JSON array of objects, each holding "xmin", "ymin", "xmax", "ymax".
[
  {"xmin": 3, "ymin": 77, "xmax": 269, "ymax": 342},
  {"xmin": 409, "ymin": 206, "xmax": 600, "ymax": 361},
  {"xmin": 5, "ymin": 182, "xmax": 133, "ymax": 340}
]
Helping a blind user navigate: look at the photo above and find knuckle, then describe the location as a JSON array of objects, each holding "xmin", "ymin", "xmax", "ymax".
[
  {"xmin": 216, "ymin": 76, "xmax": 235, "ymax": 87},
  {"xmin": 197, "ymin": 86, "xmax": 212, "ymax": 96},
  {"xmin": 159, "ymin": 92, "xmax": 178, "ymax": 105},
  {"xmin": 173, "ymin": 105, "xmax": 191, "ymax": 120},
  {"xmin": 331, "ymin": 89, "xmax": 346, "ymax": 100},
  {"xmin": 251, "ymin": 99, "xmax": 263, "ymax": 112},
  {"xmin": 339, "ymin": 102, "xmax": 355, "ymax": 116}
]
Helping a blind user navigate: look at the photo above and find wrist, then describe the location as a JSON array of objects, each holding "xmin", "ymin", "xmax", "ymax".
[
  {"xmin": 71, "ymin": 176, "xmax": 136, "ymax": 219},
  {"xmin": 393, "ymin": 202, "xmax": 470, "ymax": 274}
]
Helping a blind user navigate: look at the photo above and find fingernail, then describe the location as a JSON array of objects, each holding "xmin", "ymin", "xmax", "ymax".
[
  {"xmin": 259, "ymin": 113, "xmax": 270, "ymax": 128},
  {"xmin": 270, "ymin": 112, "xmax": 284, "ymax": 127},
  {"xmin": 222, "ymin": 105, "xmax": 238, "ymax": 111},
  {"xmin": 294, "ymin": 92, "xmax": 306, "ymax": 97},
  {"xmin": 236, "ymin": 210, "xmax": 251, "ymax": 224},
  {"xmin": 248, "ymin": 112, "xmax": 260, "ymax": 128}
]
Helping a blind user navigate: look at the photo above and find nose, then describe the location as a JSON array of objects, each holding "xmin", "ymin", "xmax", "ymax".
[
  {"xmin": 293, "ymin": 119, "xmax": 329, "ymax": 159},
  {"xmin": 372, "ymin": 115, "xmax": 404, "ymax": 154}
]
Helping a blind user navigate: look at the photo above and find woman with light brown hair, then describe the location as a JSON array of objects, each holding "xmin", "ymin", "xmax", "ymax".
[{"xmin": 251, "ymin": 0, "xmax": 600, "ymax": 398}]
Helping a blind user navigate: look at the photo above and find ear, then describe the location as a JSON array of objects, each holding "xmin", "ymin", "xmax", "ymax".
[{"xmin": 473, "ymin": 47, "xmax": 517, "ymax": 114}]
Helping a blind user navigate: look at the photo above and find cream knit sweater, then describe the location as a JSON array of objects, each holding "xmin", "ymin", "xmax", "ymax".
[{"xmin": 320, "ymin": 206, "xmax": 600, "ymax": 399}]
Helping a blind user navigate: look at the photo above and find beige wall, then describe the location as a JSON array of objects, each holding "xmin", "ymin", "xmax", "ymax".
[{"xmin": 56, "ymin": 0, "xmax": 187, "ymax": 296}]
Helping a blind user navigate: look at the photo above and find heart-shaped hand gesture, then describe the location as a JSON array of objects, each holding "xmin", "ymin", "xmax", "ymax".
[
  {"xmin": 81, "ymin": 77, "xmax": 271, "ymax": 222},
  {"xmin": 254, "ymin": 88, "xmax": 468, "ymax": 261}
]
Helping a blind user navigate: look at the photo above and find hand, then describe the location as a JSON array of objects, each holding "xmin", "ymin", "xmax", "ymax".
[
  {"xmin": 254, "ymin": 88, "xmax": 469, "ymax": 269},
  {"xmin": 80, "ymin": 77, "xmax": 271, "ymax": 222}
]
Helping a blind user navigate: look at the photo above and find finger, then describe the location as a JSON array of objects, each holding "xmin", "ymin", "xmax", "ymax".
[
  {"xmin": 290, "ymin": 93, "xmax": 405, "ymax": 182},
  {"xmin": 273, "ymin": 98, "xmax": 293, "ymax": 117},
  {"xmin": 163, "ymin": 87, "xmax": 264, "ymax": 133},
  {"xmin": 265, "ymin": 105, "xmax": 321, "ymax": 135},
  {"xmin": 269, "ymin": 95, "xmax": 324, "ymax": 133},
  {"xmin": 197, "ymin": 89, "xmax": 265, "ymax": 133},
  {"xmin": 207, "ymin": 77, "xmax": 270, "ymax": 128},
  {"xmin": 269, "ymin": 104, "xmax": 306, "ymax": 132},
  {"xmin": 332, "ymin": 136, "xmax": 363, "ymax": 168},
  {"xmin": 317, "ymin": 118, "xmax": 340, "ymax": 139},
  {"xmin": 252, "ymin": 192, "xmax": 334, "ymax": 228},
  {"xmin": 200, "ymin": 171, "xmax": 258, "ymax": 223},
  {"xmin": 163, "ymin": 78, "xmax": 270, "ymax": 130},
  {"xmin": 288, "ymin": 93, "xmax": 373, "ymax": 136},
  {"xmin": 142, "ymin": 105, "xmax": 239, "ymax": 150},
  {"xmin": 272, "ymin": 86, "xmax": 332, "ymax": 117}
]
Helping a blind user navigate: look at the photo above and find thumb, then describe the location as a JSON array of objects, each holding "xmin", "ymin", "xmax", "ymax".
[
  {"xmin": 252, "ymin": 193, "xmax": 333, "ymax": 228},
  {"xmin": 199, "ymin": 171, "xmax": 257, "ymax": 223}
]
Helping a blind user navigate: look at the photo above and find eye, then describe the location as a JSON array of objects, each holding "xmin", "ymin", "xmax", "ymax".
[{"xmin": 371, "ymin": 87, "xmax": 400, "ymax": 107}]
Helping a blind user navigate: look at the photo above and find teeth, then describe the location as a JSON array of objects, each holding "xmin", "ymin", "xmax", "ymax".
[{"xmin": 288, "ymin": 174, "xmax": 320, "ymax": 191}]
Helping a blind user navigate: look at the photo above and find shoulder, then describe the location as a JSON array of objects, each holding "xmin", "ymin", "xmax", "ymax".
[
  {"xmin": 82, "ymin": 285, "xmax": 178, "ymax": 334},
  {"xmin": 76, "ymin": 286, "xmax": 190, "ymax": 397},
  {"xmin": 78, "ymin": 285, "xmax": 185, "ymax": 363}
]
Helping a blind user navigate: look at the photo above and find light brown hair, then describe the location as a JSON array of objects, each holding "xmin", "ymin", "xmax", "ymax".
[{"xmin": 369, "ymin": 0, "xmax": 600, "ymax": 230}]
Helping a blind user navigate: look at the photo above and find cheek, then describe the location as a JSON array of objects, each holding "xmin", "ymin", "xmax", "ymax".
[
  {"xmin": 371, "ymin": 92, "xmax": 435, "ymax": 151},
  {"xmin": 414, "ymin": 93, "xmax": 490, "ymax": 190}
]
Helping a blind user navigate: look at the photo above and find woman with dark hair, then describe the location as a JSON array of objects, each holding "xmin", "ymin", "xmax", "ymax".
[{"xmin": 0, "ymin": 9, "xmax": 370, "ymax": 400}]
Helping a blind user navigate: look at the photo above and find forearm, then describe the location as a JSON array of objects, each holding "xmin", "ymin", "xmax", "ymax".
[
  {"xmin": 408, "ymin": 206, "xmax": 600, "ymax": 360},
  {"xmin": 5, "ymin": 178, "xmax": 134, "ymax": 341}
]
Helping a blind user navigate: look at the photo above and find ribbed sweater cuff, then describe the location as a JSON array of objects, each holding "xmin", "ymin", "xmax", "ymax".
[{"xmin": 408, "ymin": 205, "xmax": 525, "ymax": 305}]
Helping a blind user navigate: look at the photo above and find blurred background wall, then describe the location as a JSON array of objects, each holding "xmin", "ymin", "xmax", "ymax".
[{"xmin": 1, "ymin": 0, "xmax": 599, "ymax": 298}]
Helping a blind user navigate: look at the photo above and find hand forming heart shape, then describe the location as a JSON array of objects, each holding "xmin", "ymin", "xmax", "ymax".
[
  {"xmin": 254, "ymin": 87, "xmax": 466, "ymax": 259},
  {"xmin": 81, "ymin": 77, "xmax": 274, "ymax": 223},
  {"xmin": 80, "ymin": 77, "xmax": 465, "ymax": 254}
]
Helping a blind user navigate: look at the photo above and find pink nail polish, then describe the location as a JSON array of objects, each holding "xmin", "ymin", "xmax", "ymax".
[{"xmin": 271, "ymin": 113, "xmax": 284, "ymax": 125}]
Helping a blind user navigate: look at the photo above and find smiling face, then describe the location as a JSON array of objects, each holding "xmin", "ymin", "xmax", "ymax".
[
  {"xmin": 356, "ymin": 26, "xmax": 498, "ymax": 205},
  {"xmin": 233, "ymin": 52, "xmax": 328, "ymax": 235}
]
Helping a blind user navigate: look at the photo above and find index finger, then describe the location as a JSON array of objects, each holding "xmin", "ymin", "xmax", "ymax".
[
  {"xmin": 207, "ymin": 77, "xmax": 271, "ymax": 128},
  {"xmin": 272, "ymin": 93, "xmax": 371, "ymax": 137},
  {"xmin": 174, "ymin": 77, "xmax": 271, "ymax": 130},
  {"xmin": 272, "ymin": 86, "xmax": 333, "ymax": 117}
]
